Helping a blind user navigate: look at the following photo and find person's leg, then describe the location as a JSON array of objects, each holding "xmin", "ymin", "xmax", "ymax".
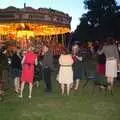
[
  {"xmin": 14, "ymin": 77, "xmax": 19, "ymax": 93},
  {"xmin": 67, "ymin": 84, "xmax": 70, "ymax": 96},
  {"xmin": 70, "ymin": 83, "xmax": 73, "ymax": 89},
  {"xmin": 46, "ymin": 68, "xmax": 52, "ymax": 91},
  {"xmin": 107, "ymin": 77, "xmax": 113, "ymax": 91},
  {"xmin": 8, "ymin": 66, "xmax": 13, "ymax": 87},
  {"xmin": 36, "ymin": 81, "xmax": 40, "ymax": 87},
  {"xmin": 19, "ymin": 81, "xmax": 25, "ymax": 98},
  {"xmin": 17, "ymin": 77, "xmax": 20, "ymax": 92},
  {"xmin": 2, "ymin": 69, "xmax": 8, "ymax": 84},
  {"xmin": 61, "ymin": 84, "xmax": 65, "ymax": 95},
  {"xmin": 110, "ymin": 77, "xmax": 114, "ymax": 90},
  {"xmin": 28, "ymin": 82, "xmax": 33, "ymax": 99},
  {"xmin": 14, "ymin": 69, "xmax": 20, "ymax": 93},
  {"xmin": 43, "ymin": 68, "xmax": 48, "ymax": 91},
  {"xmin": 43, "ymin": 68, "xmax": 52, "ymax": 92},
  {"xmin": 74, "ymin": 79, "xmax": 80, "ymax": 90}
]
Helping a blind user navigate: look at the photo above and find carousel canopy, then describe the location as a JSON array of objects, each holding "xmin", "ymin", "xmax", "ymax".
[{"xmin": 0, "ymin": 5, "xmax": 71, "ymax": 37}]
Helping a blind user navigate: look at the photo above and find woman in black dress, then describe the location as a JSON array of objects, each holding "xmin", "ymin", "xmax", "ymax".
[{"xmin": 72, "ymin": 44, "xmax": 83, "ymax": 90}]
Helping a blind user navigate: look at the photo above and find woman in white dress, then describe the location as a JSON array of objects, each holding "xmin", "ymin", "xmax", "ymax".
[{"xmin": 57, "ymin": 51, "xmax": 74, "ymax": 96}]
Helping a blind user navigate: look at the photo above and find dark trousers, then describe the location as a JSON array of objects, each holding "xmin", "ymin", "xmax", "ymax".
[
  {"xmin": 42, "ymin": 67, "xmax": 52, "ymax": 92},
  {"xmin": 8, "ymin": 66, "xmax": 14, "ymax": 87}
]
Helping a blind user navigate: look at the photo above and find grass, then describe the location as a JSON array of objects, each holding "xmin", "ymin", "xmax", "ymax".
[{"xmin": 0, "ymin": 58, "xmax": 120, "ymax": 120}]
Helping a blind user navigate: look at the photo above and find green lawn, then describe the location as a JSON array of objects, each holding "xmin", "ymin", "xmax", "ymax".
[{"xmin": 0, "ymin": 59, "xmax": 120, "ymax": 120}]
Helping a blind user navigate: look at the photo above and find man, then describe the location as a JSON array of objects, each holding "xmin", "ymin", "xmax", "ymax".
[
  {"xmin": 11, "ymin": 47, "xmax": 21, "ymax": 93},
  {"xmin": 0, "ymin": 48, "xmax": 8, "ymax": 100},
  {"xmin": 42, "ymin": 45, "xmax": 54, "ymax": 92},
  {"xmin": 0, "ymin": 48, "xmax": 8, "ymax": 84}
]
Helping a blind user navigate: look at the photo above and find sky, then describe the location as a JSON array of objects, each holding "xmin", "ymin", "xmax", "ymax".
[{"xmin": 0, "ymin": 0, "xmax": 120, "ymax": 31}]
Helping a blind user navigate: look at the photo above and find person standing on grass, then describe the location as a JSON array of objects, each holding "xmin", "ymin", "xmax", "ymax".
[
  {"xmin": 0, "ymin": 48, "xmax": 9, "ymax": 84},
  {"xmin": 72, "ymin": 44, "xmax": 83, "ymax": 90},
  {"xmin": 99, "ymin": 38, "xmax": 119, "ymax": 92},
  {"xmin": 0, "ymin": 48, "xmax": 8, "ymax": 98},
  {"xmin": 11, "ymin": 47, "xmax": 22, "ymax": 93},
  {"xmin": 7, "ymin": 50, "xmax": 13, "ymax": 88},
  {"xmin": 19, "ymin": 47, "xmax": 37, "ymax": 99},
  {"xmin": 96, "ymin": 44, "xmax": 106, "ymax": 76},
  {"xmin": 57, "ymin": 51, "xmax": 74, "ymax": 96},
  {"xmin": 42, "ymin": 45, "xmax": 54, "ymax": 93}
]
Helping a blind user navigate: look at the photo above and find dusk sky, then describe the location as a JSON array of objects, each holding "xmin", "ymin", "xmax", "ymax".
[{"xmin": 0, "ymin": 0, "xmax": 120, "ymax": 31}]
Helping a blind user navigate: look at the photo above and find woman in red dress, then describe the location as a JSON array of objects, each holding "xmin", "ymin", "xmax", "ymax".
[{"xmin": 19, "ymin": 47, "xmax": 37, "ymax": 99}]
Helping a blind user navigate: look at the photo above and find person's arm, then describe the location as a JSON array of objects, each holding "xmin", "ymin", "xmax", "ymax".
[
  {"xmin": 76, "ymin": 56, "xmax": 82, "ymax": 61},
  {"xmin": 35, "ymin": 57, "xmax": 38, "ymax": 65},
  {"xmin": 97, "ymin": 47, "xmax": 104, "ymax": 55},
  {"xmin": 21, "ymin": 56, "xmax": 25, "ymax": 64},
  {"xmin": 70, "ymin": 55, "xmax": 74, "ymax": 64},
  {"xmin": 75, "ymin": 52, "xmax": 83, "ymax": 61},
  {"xmin": 115, "ymin": 46, "xmax": 119, "ymax": 60},
  {"xmin": 58, "ymin": 55, "xmax": 62, "ymax": 65}
]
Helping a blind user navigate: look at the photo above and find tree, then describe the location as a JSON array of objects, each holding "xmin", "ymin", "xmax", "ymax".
[{"xmin": 73, "ymin": 0, "xmax": 120, "ymax": 42}]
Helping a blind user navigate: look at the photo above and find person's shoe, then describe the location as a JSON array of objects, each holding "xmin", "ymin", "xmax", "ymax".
[
  {"xmin": 36, "ymin": 81, "xmax": 40, "ymax": 88},
  {"xmin": 28, "ymin": 96, "xmax": 32, "ymax": 99},
  {"xmin": 18, "ymin": 95, "xmax": 23, "ymax": 98},
  {"xmin": 74, "ymin": 87, "xmax": 78, "ymax": 91},
  {"xmin": 15, "ymin": 90, "xmax": 19, "ymax": 94}
]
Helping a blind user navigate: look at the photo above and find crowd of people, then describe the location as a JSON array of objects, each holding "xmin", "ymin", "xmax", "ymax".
[{"xmin": 0, "ymin": 37, "xmax": 120, "ymax": 99}]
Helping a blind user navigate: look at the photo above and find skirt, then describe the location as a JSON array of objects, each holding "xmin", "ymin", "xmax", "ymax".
[
  {"xmin": 96, "ymin": 64, "xmax": 105, "ymax": 75},
  {"xmin": 58, "ymin": 66, "xmax": 73, "ymax": 85},
  {"xmin": 105, "ymin": 59, "xmax": 117, "ymax": 78}
]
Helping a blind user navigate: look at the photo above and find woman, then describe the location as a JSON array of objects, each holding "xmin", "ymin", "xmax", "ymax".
[
  {"xmin": 19, "ymin": 47, "xmax": 37, "ymax": 99},
  {"xmin": 72, "ymin": 44, "xmax": 83, "ymax": 90},
  {"xmin": 99, "ymin": 38, "xmax": 119, "ymax": 91},
  {"xmin": 58, "ymin": 51, "xmax": 74, "ymax": 96},
  {"xmin": 96, "ymin": 45, "xmax": 106, "ymax": 76}
]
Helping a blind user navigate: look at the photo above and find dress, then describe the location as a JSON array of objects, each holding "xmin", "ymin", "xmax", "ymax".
[
  {"xmin": 21, "ymin": 51, "xmax": 37, "ymax": 83},
  {"xmin": 72, "ymin": 52, "xmax": 82, "ymax": 80},
  {"xmin": 96, "ymin": 53, "xmax": 106, "ymax": 75},
  {"xmin": 105, "ymin": 58, "xmax": 117, "ymax": 78},
  {"xmin": 102, "ymin": 45, "xmax": 119, "ymax": 78},
  {"xmin": 58, "ymin": 54, "xmax": 73, "ymax": 84}
]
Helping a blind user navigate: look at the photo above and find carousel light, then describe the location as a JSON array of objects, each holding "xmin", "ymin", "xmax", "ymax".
[{"xmin": 0, "ymin": 23, "xmax": 70, "ymax": 38}]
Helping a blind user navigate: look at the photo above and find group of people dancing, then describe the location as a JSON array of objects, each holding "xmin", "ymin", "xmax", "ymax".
[
  {"xmin": 0, "ymin": 37, "xmax": 119, "ymax": 99},
  {"xmin": 0, "ymin": 43, "xmax": 83, "ymax": 98}
]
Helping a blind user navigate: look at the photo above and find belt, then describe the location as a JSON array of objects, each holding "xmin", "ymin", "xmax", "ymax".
[
  {"xmin": 107, "ymin": 57, "xmax": 116, "ymax": 60},
  {"xmin": 61, "ymin": 65, "xmax": 72, "ymax": 67}
]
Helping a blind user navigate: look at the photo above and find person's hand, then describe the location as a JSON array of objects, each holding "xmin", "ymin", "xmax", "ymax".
[{"xmin": 76, "ymin": 56, "xmax": 82, "ymax": 61}]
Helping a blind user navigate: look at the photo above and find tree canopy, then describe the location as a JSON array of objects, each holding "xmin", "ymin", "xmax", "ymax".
[{"xmin": 72, "ymin": 0, "xmax": 120, "ymax": 42}]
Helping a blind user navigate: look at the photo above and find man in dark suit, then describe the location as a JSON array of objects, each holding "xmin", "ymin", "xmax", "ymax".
[{"xmin": 42, "ymin": 45, "xmax": 54, "ymax": 92}]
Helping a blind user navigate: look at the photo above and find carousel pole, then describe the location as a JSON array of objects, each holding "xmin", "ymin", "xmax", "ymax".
[
  {"xmin": 57, "ymin": 35, "xmax": 58, "ymax": 44},
  {"xmin": 62, "ymin": 34, "xmax": 64, "ymax": 46},
  {"xmin": 49, "ymin": 35, "xmax": 52, "ymax": 44},
  {"xmin": 55, "ymin": 34, "xmax": 58, "ymax": 44},
  {"xmin": 67, "ymin": 32, "xmax": 72, "ymax": 52}
]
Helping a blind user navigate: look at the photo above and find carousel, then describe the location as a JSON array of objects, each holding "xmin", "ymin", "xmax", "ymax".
[{"xmin": 0, "ymin": 4, "xmax": 71, "ymax": 55}]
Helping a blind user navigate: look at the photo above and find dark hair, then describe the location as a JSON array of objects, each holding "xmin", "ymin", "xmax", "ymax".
[
  {"xmin": 63, "ymin": 49, "xmax": 70, "ymax": 55},
  {"xmin": 106, "ymin": 37, "xmax": 113, "ymax": 45},
  {"xmin": 43, "ymin": 44, "xmax": 49, "ymax": 49}
]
